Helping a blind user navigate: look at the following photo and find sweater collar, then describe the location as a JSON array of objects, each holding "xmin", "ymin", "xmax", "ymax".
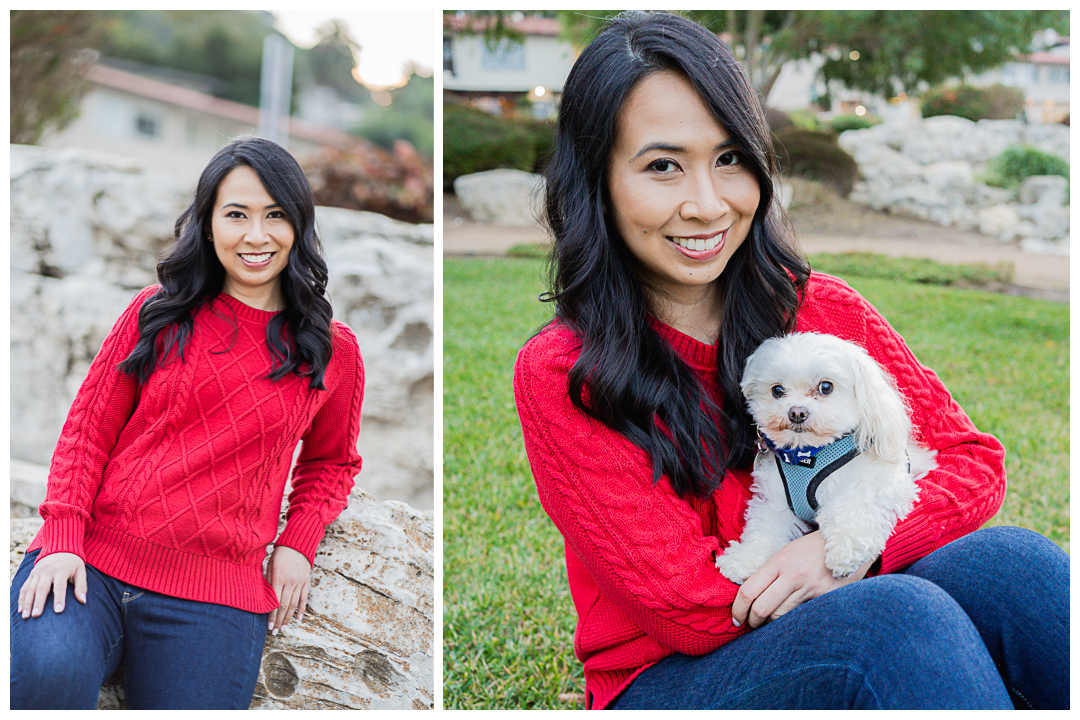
[
  {"xmin": 216, "ymin": 292, "xmax": 281, "ymax": 324},
  {"xmin": 649, "ymin": 316, "xmax": 716, "ymax": 371}
]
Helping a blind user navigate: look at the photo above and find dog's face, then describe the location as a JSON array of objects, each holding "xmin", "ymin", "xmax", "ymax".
[{"xmin": 741, "ymin": 333, "xmax": 910, "ymax": 454}]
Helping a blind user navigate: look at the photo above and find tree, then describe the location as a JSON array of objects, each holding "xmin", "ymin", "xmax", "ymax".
[
  {"xmin": 11, "ymin": 10, "xmax": 105, "ymax": 144},
  {"xmin": 555, "ymin": 10, "xmax": 1069, "ymax": 102},
  {"xmin": 306, "ymin": 20, "xmax": 366, "ymax": 104}
]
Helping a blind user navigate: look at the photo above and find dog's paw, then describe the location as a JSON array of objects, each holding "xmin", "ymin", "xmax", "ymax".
[
  {"xmin": 824, "ymin": 546, "xmax": 869, "ymax": 579},
  {"xmin": 717, "ymin": 542, "xmax": 762, "ymax": 585}
]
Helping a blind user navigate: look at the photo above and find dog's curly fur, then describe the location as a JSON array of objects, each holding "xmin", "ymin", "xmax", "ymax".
[{"xmin": 717, "ymin": 333, "xmax": 935, "ymax": 583}]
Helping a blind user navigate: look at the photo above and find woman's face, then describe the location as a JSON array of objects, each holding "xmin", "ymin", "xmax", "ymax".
[
  {"xmin": 209, "ymin": 165, "xmax": 294, "ymax": 311},
  {"xmin": 606, "ymin": 70, "xmax": 761, "ymax": 305}
]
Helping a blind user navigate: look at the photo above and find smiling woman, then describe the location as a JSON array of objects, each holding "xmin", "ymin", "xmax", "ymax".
[
  {"xmin": 512, "ymin": 10, "xmax": 1068, "ymax": 711},
  {"xmin": 10, "ymin": 136, "xmax": 365, "ymax": 710}
]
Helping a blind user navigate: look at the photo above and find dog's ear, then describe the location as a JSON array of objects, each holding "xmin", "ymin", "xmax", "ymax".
[{"xmin": 846, "ymin": 343, "xmax": 911, "ymax": 462}]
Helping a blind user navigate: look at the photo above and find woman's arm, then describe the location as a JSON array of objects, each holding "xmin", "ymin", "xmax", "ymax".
[
  {"xmin": 33, "ymin": 286, "xmax": 156, "ymax": 561},
  {"xmin": 274, "ymin": 323, "xmax": 365, "ymax": 567},
  {"xmin": 515, "ymin": 326, "xmax": 749, "ymax": 657}
]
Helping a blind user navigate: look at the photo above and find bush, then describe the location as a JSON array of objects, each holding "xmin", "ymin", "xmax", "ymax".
[
  {"xmin": 920, "ymin": 83, "xmax": 1025, "ymax": 122},
  {"xmin": 828, "ymin": 113, "xmax": 881, "ymax": 134},
  {"xmin": 787, "ymin": 108, "xmax": 824, "ymax": 132},
  {"xmin": 772, "ymin": 127, "xmax": 859, "ymax": 197},
  {"xmin": 443, "ymin": 103, "xmax": 555, "ymax": 187},
  {"xmin": 983, "ymin": 145, "xmax": 1069, "ymax": 197},
  {"xmin": 302, "ymin": 143, "xmax": 434, "ymax": 224},
  {"xmin": 765, "ymin": 106, "xmax": 795, "ymax": 133}
]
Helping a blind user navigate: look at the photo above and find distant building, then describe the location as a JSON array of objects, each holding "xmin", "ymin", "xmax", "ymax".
[
  {"xmin": 41, "ymin": 62, "xmax": 362, "ymax": 183},
  {"xmin": 443, "ymin": 13, "xmax": 575, "ymax": 118},
  {"xmin": 972, "ymin": 32, "xmax": 1070, "ymax": 123}
]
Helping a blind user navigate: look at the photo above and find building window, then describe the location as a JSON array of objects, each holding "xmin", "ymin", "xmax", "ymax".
[
  {"xmin": 480, "ymin": 39, "xmax": 525, "ymax": 72},
  {"xmin": 443, "ymin": 36, "xmax": 455, "ymax": 76},
  {"xmin": 1045, "ymin": 64, "xmax": 1069, "ymax": 85},
  {"xmin": 136, "ymin": 113, "xmax": 159, "ymax": 138}
]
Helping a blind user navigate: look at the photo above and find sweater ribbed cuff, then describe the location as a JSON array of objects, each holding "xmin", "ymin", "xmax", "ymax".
[
  {"xmin": 275, "ymin": 513, "xmax": 328, "ymax": 566},
  {"xmin": 878, "ymin": 512, "xmax": 937, "ymax": 575},
  {"xmin": 35, "ymin": 516, "xmax": 88, "ymax": 561}
]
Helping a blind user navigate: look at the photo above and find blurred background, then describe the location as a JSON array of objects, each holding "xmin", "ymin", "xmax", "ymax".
[{"xmin": 11, "ymin": 10, "xmax": 437, "ymax": 519}]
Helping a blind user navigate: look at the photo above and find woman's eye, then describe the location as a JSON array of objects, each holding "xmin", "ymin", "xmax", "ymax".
[
  {"xmin": 647, "ymin": 159, "xmax": 680, "ymax": 173},
  {"xmin": 818, "ymin": 381, "xmax": 834, "ymax": 396},
  {"xmin": 267, "ymin": 210, "xmax": 286, "ymax": 219},
  {"xmin": 226, "ymin": 210, "xmax": 245, "ymax": 219},
  {"xmin": 771, "ymin": 385, "xmax": 784, "ymax": 399},
  {"xmin": 717, "ymin": 150, "xmax": 743, "ymax": 167}
]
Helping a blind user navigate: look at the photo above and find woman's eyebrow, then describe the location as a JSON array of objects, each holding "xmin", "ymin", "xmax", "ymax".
[
  {"xmin": 630, "ymin": 138, "xmax": 739, "ymax": 162},
  {"xmin": 221, "ymin": 201, "xmax": 283, "ymax": 209}
]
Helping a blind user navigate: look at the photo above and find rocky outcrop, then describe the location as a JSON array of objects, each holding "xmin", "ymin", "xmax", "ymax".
[
  {"xmin": 10, "ymin": 144, "xmax": 433, "ymax": 510},
  {"xmin": 9, "ymin": 481, "xmax": 434, "ymax": 710},
  {"xmin": 838, "ymin": 117, "xmax": 1070, "ymax": 255},
  {"xmin": 453, "ymin": 168, "xmax": 545, "ymax": 227}
]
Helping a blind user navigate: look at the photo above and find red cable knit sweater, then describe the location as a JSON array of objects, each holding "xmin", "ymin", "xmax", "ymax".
[
  {"xmin": 27, "ymin": 286, "xmax": 364, "ymax": 613},
  {"xmin": 514, "ymin": 273, "xmax": 1006, "ymax": 710}
]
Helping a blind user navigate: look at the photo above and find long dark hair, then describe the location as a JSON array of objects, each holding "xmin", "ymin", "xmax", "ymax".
[
  {"xmin": 119, "ymin": 136, "xmax": 334, "ymax": 389},
  {"xmin": 542, "ymin": 11, "xmax": 810, "ymax": 498}
]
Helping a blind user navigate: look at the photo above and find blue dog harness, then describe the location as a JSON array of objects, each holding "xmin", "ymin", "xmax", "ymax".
[{"xmin": 760, "ymin": 433, "xmax": 861, "ymax": 524}]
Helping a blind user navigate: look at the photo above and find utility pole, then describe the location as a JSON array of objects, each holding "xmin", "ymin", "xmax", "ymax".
[{"xmin": 258, "ymin": 33, "xmax": 294, "ymax": 147}]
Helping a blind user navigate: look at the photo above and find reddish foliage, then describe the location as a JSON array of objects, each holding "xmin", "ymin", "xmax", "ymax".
[{"xmin": 302, "ymin": 139, "xmax": 434, "ymax": 224}]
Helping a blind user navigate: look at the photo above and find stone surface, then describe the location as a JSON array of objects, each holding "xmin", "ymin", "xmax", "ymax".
[
  {"xmin": 9, "ymin": 484, "xmax": 434, "ymax": 710},
  {"xmin": 453, "ymin": 169, "xmax": 545, "ymax": 226},
  {"xmin": 839, "ymin": 116, "xmax": 1070, "ymax": 252},
  {"xmin": 9, "ymin": 145, "xmax": 433, "ymax": 510}
]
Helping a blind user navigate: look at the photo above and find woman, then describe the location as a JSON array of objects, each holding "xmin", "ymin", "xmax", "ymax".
[
  {"xmin": 11, "ymin": 136, "xmax": 365, "ymax": 709},
  {"xmin": 514, "ymin": 11, "xmax": 1067, "ymax": 710}
]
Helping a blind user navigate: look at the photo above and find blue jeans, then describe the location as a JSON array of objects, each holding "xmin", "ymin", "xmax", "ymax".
[
  {"xmin": 613, "ymin": 526, "xmax": 1069, "ymax": 709},
  {"xmin": 10, "ymin": 549, "xmax": 266, "ymax": 709}
]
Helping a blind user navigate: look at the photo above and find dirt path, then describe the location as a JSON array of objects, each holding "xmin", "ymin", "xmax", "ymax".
[{"xmin": 443, "ymin": 188, "xmax": 1069, "ymax": 302}]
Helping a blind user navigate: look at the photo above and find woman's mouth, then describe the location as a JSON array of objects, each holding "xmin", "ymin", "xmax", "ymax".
[
  {"xmin": 667, "ymin": 230, "xmax": 727, "ymax": 260},
  {"xmin": 239, "ymin": 252, "xmax": 275, "ymax": 268}
]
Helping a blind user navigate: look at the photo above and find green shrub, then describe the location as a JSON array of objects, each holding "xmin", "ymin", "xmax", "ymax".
[
  {"xmin": 443, "ymin": 103, "xmax": 556, "ymax": 187},
  {"xmin": 920, "ymin": 83, "xmax": 1025, "ymax": 122},
  {"xmin": 829, "ymin": 113, "xmax": 881, "ymax": 134},
  {"xmin": 787, "ymin": 108, "xmax": 824, "ymax": 132},
  {"xmin": 983, "ymin": 145, "xmax": 1069, "ymax": 191},
  {"xmin": 772, "ymin": 127, "xmax": 859, "ymax": 197}
]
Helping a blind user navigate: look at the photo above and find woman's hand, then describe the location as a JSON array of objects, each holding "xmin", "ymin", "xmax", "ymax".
[
  {"xmin": 265, "ymin": 545, "xmax": 312, "ymax": 635},
  {"xmin": 730, "ymin": 531, "xmax": 875, "ymax": 629},
  {"xmin": 17, "ymin": 552, "xmax": 87, "ymax": 620}
]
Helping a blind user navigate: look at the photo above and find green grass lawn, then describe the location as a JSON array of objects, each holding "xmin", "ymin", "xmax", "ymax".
[{"xmin": 442, "ymin": 255, "xmax": 1069, "ymax": 709}]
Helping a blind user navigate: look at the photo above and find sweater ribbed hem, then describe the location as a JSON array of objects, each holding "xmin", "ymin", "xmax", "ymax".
[
  {"xmin": 275, "ymin": 513, "xmax": 329, "ymax": 567},
  {"xmin": 82, "ymin": 525, "xmax": 280, "ymax": 613},
  {"xmin": 27, "ymin": 516, "xmax": 88, "ymax": 560},
  {"xmin": 215, "ymin": 291, "xmax": 281, "ymax": 322}
]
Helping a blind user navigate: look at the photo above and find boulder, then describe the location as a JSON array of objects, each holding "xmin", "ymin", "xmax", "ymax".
[
  {"xmin": 453, "ymin": 169, "xmax": 544, "ymax": 226},
  {"xmin": 9, "ymin": 485, "xmax": 434, "ymax": 710},
  {"xmin": 1019, "ymin": 175, "xmax": 1068, "ymax": 207}
]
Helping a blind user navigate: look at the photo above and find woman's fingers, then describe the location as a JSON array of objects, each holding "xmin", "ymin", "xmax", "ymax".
[
  {"xmin": 74, "ymin": 563, "xmax": 88, "ymax": 604},
  {"xmin": 730, "ymin": 563, "xmax": 779, "ymax": 627}
]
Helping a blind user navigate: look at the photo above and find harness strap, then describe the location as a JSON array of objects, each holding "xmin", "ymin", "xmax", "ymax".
[{"xmin": 773, "ymin": 437, "xmax": 862, "ymax": 523}]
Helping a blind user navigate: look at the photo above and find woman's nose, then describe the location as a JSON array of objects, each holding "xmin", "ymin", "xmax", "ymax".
[{"xmin": 680, "ymin": 172, "xmax": 727, "ymax": 223}]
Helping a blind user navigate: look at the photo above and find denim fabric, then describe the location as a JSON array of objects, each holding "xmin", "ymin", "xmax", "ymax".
[
  {"xmin": 10, "ymin": 550, "xmax": 267, "ymax": 710},
  {"xmin": 613, "ymin": 526, "xmax": 1069, "ymax": 709}
]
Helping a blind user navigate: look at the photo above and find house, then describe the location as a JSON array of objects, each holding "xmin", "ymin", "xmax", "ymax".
[
  {"xmin": 443, "ymin": 13, "xmax": 575, "ymax": 118},
  {"xmin": 972, "ymin": 33, "xmax": 1070, "ymax": 123},
  {"xmin": 41, "ymin": 62, "xmax": 362, "ymax": 183}
]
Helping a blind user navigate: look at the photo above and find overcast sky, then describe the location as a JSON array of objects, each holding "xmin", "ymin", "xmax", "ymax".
[{"xmin": 273, "ymin": 9, "xmax": 435, "ymax": 88}]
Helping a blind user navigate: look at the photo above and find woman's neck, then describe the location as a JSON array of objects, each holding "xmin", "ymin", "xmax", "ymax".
[{"xmin": 649, "ymin": 283, "xmax": 722, "ymax": 345}]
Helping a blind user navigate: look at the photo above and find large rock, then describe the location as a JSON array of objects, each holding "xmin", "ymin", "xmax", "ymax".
[
  {"xmin": 453, "ymin": 169, "xmax": 545, "ymax": 226},
  {"xmin": 10, "ymin": 145, "xmax": 433, "ymax": 510},
  {"xmin": 839, "ymin": 117, "xmax": 1070, "ymax": 252},
  {"xmin": 9, "ymin": 483, "xmax": 434, "ymax": 710}
]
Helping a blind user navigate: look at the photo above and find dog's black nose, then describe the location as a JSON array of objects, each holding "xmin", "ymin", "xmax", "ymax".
[{"xmin": 788, "ymin": 406, "xmax": 809, "ymax": 424}]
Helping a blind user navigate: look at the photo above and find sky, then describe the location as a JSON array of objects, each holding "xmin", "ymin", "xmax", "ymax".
[{"xmin": 272, "ymin": 10, "xmax": 435, "ymax": 89}]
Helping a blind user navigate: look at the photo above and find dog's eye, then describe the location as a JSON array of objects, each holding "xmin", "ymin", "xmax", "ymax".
[
  {"xmin": 818, "ymin": 381, "xmax": 834, "ymax": 396},
  {"xmin": 771, "ymin": 385, "xmax": 784, "ymax": 399}
]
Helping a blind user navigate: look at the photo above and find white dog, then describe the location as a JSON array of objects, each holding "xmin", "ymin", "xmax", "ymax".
[{"xmin": 717, "ymin": 332, "xmax": 935, "ymax": 584}]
